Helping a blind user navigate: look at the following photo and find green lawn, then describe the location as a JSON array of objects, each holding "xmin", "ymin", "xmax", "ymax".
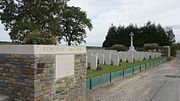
[
  {"xmin": 87, "ymin": 57, "xmax": 165, "ymax": 78},
  {"xmin": 0, "ymin": 42, "xmax": 15, "ymax": 45}
]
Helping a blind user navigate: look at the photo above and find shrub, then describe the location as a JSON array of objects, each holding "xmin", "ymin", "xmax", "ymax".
[
  {"xmin": 167, "ymin": 57, "xmax": 175, "ymax": 61},
  {"xmin": 144, "ymin": 43, "xmax": 160, "ymax": 51},
  {"xmin": 171, "ymin": 44, "xmax": 180, "ymax": 57},
  {"xmin": 23, "ymin": 29, "xmax": 57, "ymax": 45},
  {"xmin": 111, "ymin": 44, "xmax": 128, "ymax": 51}
]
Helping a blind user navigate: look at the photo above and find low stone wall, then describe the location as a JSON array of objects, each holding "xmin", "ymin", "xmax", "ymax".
[{"xmin": 0, "ymin": 45, "xmax": 86, "ymax": 101}]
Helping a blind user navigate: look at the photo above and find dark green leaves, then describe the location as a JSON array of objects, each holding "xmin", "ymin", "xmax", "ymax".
[{"xmin": 103, "ymin": 21, "xmax": 175, "ymax": 47}]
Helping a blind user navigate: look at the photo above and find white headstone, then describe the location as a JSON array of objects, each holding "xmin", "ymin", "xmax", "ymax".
[
  {"xmin": 105, "ymin": 53, "xmax": 111, "ymax": 65},
  {"xmin": 134, "ymin": 52, "xmax": 140, "ymax": 61},
  {"xmin": 150, "ymin": 52, "xmax": 155, "ymax": 59},
  {"xmin": 99, "ymin": 54, "xmax": 105, "ymax": 64},
  {"xmin": 126, "ymin": 52, "xmax": 134, "ymax": 63},
  {"xmin": 89, "ymin": 56, "xmax": 98, "ymax": 70},
  {"xmin": 139, "ymin": 52, "xmax": 144, "ymax": 61},
  {"xmin": 118, "ymin": 52, "xmax": 122, "ymax": 62},
  {"xmin": 121, "ymin": 52, "xmax": 127, "ymax": 62},
  {"xmin": 145, "ymin": 52, "xmax": 150, "ymax": 59},
  {"xmin": 111, "ymin": 54, "xmax": 120, "ymax": 66}
]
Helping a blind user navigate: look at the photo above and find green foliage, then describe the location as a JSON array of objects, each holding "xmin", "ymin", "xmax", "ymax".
[
  {"xmin": 0, "ymin": 41, "xmax": 15, "ymax": 45},
  {"xmin": 102, "ymin": 24, "xmax": 119, "ymax": 47},
  {"xmin": 0, "ymin": 0, "xmax": 92, "ymax": 45},
  {"xmin": 0, "ymin": 0, "xmax": 65, "ymax": 43},
  {"xmin": 61, "ymin": 6, "xmax": 93, "ymax": 46},
  {"xmin": 111, "ymin": 44, "xmax": 128, "ymax": 51},
  {"xmin": 102, "ymin": 21, "xmax": 175, "ymax": 47},
  {"xmin": 23, "ymin": 30, "xmax": 57, "ymax": 45},
  {"xmin": 144, "ymin": 43, "xmax": 160, "ymax": 51},
  {"xmin": 167, "ymin": 57, "xmax": 175, "ymax": 61},
  {"xmin": 171, "ymin": 43, "xmax": 180, "ymax": 56}
]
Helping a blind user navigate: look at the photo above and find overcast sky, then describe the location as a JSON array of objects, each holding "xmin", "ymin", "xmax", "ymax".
[{"xmin": 0, "ymin": 0, "xmax": 180, "ymax": 46}]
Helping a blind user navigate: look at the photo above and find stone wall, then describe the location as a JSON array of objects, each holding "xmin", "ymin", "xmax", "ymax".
[
  {"xmin": 0, "ymin": 45, "xmax": 87, "ymax": 101},
  {"xmin": 0, "ymin": 54, "xmax": 35, "ymax": 101}
]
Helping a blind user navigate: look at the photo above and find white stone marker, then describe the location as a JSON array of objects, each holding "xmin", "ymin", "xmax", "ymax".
[
  {"xmin": 99, "ymin": 54, "xmax": 105, "ymax": 64},
  {"xmin": 145, "ymin": 52, "xmax": 150, "ymax": 59},
  {"xmin": 134, "ymin": 52, "xmax": 139, "ymax": 61},
  {"xmin": 118, "ymin": 52, "xmax": 122, "ymax": 62},
  {"xmin": 150, "ymin": 52, "xmax": 155, "ymax": 59},
  {"xmin": 89, "ymin": 55, "xmax": 98, "ymax": 70},
  {"xmin": 111, "ymin": 54, "xmax": 120, "ymax": 66},
  {"xmin": 121, "ymin": 52, "xmax": 127, "ymax": 62},
  {"xmin": 126, "ymin": 52, "xmax": 134, "ymax": 63},
  {"xmin": 105, "ymin": 53, "xmax": 111, "ymax": 65},
  {"xmin": 139, "ymin": 52, "xmax": 144, "ymax": 61}
]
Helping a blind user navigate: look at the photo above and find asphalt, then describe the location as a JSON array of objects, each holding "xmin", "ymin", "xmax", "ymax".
[{"xmin": 87, "ymin": 58, "xmax": 180, "ymax": 101}]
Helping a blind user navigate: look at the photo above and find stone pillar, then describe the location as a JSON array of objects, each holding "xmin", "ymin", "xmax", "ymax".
[
  {"xmin": 0, "ymin": 45, "xmax": 86, "ymax": 101},
  {"xmin": 163, "ymin": 46, "xmax": 171, "ymax": 57}
]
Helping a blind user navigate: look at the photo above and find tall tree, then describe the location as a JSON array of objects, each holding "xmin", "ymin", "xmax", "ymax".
[
  {"xmin": 165, "ymin": 27, "xmax": 176, "ymax": 45},
  {"xmin": 102, "ymin": 24, "xmax": 118, "ymax": 47},
  {"xmin": 0, "ymin": 0, "xmax": 93, "ymax": 45},
  {"xmin": 61, "ymin": 6, "xmax": 92, "ymax": 46},
  {"xmin": 102, "ymin": 21, "xmax": 175, "ymax": 47},
  {"xmin": 0, "ymin": 0, "xmax": 67, "ymax": 43}
]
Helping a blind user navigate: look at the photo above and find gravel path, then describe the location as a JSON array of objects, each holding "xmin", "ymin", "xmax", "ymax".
[{"xmin": 87, "ymin": 58, "xmax": 180, "ymax": 101}]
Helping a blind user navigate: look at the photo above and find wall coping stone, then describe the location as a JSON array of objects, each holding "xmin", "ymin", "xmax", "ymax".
[{"xmin": 0, "ymin": 45, "xmax": 86, "ymax": 54}]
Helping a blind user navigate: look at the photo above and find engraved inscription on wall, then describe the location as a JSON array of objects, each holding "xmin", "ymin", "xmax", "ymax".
[{"xmin": 55, "ymin": 55, "xmax": 74, "ymax": 79}]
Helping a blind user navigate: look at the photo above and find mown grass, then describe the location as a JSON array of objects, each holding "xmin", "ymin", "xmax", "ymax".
[
  {"xmin": 0, "ymin": 42, "xmax": 15, "ymax": 45},
  {"xmin": 87, "ymin": 57, "xmax": 166, "ymax": 78}
]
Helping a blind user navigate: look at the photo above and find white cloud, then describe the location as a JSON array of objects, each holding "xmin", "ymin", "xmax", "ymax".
[
  {"xmin": 69, "ymin": 0, "xmax": 180, "ymax": 46},
  {"xmin": 0, "ymin": 0, "xmax": 180, "ymax": 45},
  {"xmin": 0, "ymin": 22, "xmax": 10, "ymax": 41}
]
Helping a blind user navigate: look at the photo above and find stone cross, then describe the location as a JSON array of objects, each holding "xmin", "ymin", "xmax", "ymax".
[
  {"xmin": 129, "ymin": 32, "xmax": 134, "ymax": 47},
  {"xmin": 128, "ymin": 32, "xmax": 135, "ymax": 51}
]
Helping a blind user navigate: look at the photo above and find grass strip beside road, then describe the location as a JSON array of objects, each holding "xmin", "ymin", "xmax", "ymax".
[{"xmin": 87, "ymin": 57, "xmax": 165, "ymax": 78}]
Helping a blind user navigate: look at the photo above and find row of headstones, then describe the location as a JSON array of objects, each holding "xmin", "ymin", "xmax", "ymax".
[{"xmin": 87, "ymin": 50, "xmax": 161, "ymax": 70}]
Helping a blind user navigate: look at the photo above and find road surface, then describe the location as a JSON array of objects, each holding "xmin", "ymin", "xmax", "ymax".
[{"xmin": 87, "ymin": 58, "xmax": 180, "ymax": 101}]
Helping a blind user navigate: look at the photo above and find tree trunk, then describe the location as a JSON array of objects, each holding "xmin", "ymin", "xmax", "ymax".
[{"xmin": 68, "ymin": 41, "xmax": 71, "ymax": 46}]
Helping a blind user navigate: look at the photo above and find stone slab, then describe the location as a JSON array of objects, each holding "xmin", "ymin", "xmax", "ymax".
[
  {"xmin": 55, "ymin": 55, "xmax": 74, "ymax": 79},
  {"xmin": 0, "ymin": 45, "xmax": 86, "ymax": 54}
]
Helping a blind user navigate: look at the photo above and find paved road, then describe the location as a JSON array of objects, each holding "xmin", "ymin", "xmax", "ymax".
[{"xmin": 87, "ymin": 58, "xmax": 180, "ymax": 101}]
